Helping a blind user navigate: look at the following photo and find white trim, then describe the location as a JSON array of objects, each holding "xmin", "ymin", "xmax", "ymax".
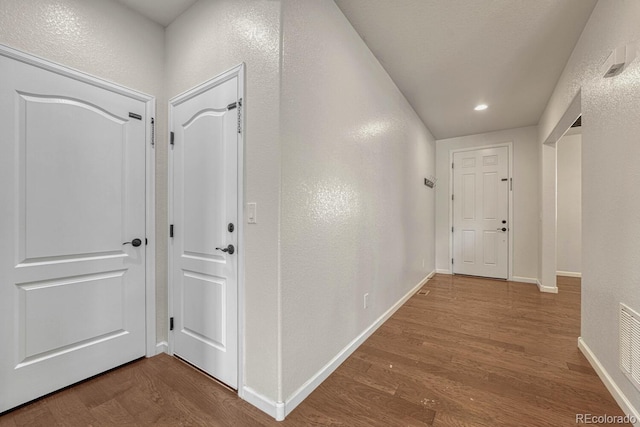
[
  {"xmin": 435, "ymin": 269, "xmax": 452, "ymax": 275},
  {"xmin": 0, "ymin": 44, "xmax": 158, "ymax": 360},
  {"xmin": 556, "ymin": 271, "xmax": 582, "ymax": 278},
  {"xmin": 242, "ymin": 387, "xmax": 285, "ymax": 421},
  {"xmin": 236, "ymin": 64, "xmax": 247, "ymax": 403},
  {"xmin": 426, "ymin": 270, "xmax": 436, "ymax": 280},
  {"xmin": 578, "ymin": 338, "xmax": 640, "ymax": 426},
  {"xmin": 155, "ymin": 341, "xmax": 168, "ymax": 355},
  {"xmin": 511, "ymin": 276, "xmax": 538, "ymax": 285},
  {"xmin": 167, "ymin": 63, "xmax": 246, "ymax": 391},
  {"xmin": 448, "ymin": 142, "xmax": 514, "ymax": 281},
  {"xmin": 145, "ymin": 99, "xmax": 157, "ymax": 358},
  {"xmin": 540, "ymin": 90, "xmax": 581, "ymax": 292},
  {"xmin": 281, "ymin": 272, "xmax": 434, "ymax": 419},
  {"xmin": 536, "ymin": 279, "xmax": 558, "ymax": 294}
]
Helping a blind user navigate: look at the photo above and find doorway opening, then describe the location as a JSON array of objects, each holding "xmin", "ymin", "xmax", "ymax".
[
  {"xmin": 556, "ymin": 118, "xmax": 582, "ymax": 280},
  {"xmin": 541, "ymin": 90, "xmax": 581, "ymax": 293}
]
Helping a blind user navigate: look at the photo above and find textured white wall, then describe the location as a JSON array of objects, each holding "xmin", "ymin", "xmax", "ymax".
[
  {"xmin": 539, "ymin": 0, "xmax": 640, "ymax": 416},
  {"xmin": 165, "ymin": 0, "xmax": 282, "ymax": 401},
  {"xmin": 0, "ymin": 0, "xmax": 164, "ymax": 96},
  {"xmin": 0, "ymin": 0, "xmax": 167, "ymax": 349},
  {"xmin": 280, "ymin": 0, "xmax": 436, "ymax": 402},
  {"xmin": 556, "ymin": 131, "xmax": 581, "ymax": 275},
  {"xmin": 435, "ymin": 126, "xmax": 539, "ymax": 281}
]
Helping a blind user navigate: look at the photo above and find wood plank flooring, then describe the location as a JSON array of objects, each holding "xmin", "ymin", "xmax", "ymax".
[{"xmin": 0, "ymin": 274, "xmax": 629, "ymax": 426}]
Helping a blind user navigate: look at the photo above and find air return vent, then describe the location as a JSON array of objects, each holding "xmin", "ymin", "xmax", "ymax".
[{"xmin": 620, "ymin": 303, "xmax": 640, "ymax": 391}]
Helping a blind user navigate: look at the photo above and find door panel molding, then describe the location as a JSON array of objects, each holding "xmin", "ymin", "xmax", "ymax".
[
  {"xmin": 0, "ymin": 45, "xmax": 156, "ymax": 407},
  {"xmin": 168, "ymin": 63, "xmax": 245, "ymax": 392},
  {"xmin": 449, "ymin": 142, "xmax": 513, "ymax": 280}
]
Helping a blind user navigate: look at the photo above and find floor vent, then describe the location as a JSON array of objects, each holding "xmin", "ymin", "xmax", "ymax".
[
  {"xmin": 620, "ymin": 303, "xmax": 640, "ymax": 391},
  {"xmin": 416, "ymin": 289, "xmax": 430, "ymax": 296}
]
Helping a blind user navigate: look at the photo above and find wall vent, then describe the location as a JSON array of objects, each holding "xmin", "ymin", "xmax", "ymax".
[{"xmin": 620, "ymin": 303, "xmax": 640, "ymax": 391}]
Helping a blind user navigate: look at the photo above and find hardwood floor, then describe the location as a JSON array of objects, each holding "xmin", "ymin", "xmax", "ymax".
[{"xmin": 0, "ymin": 274, "xmax": 629, "ymax": 426}]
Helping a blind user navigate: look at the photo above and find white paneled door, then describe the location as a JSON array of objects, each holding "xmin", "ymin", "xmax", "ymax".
[
  {"xmin": 170, "ymin": 67, "xmax": 242, "ymax": 389},
  {"xmin": 452, "ymin": 147, "xmax": 509, "ymax": 279},
  {"xmin": 0, "ymin": 51, "xmax": 148, "ymax": 412}
]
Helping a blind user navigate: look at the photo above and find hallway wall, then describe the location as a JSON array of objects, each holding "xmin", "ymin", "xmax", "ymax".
[
  {"xmin": 279, "ymin": 0, "xmax": 436, "ymax": 412},
  {"xmin": 539, "ymin": 0, "xmax": 640, "ymax": 419}
]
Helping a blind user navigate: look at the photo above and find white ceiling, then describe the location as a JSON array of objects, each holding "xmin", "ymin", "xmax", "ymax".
[
  {"xmin": 115, "ymin": 0, "xmax": 197, "ymax": 27},
  {"xmin": 335, "ymin": 0, "xmax": 597, "ymax": 139},
  {"xmin": 116, "ymin": 0, "xmax": 596, "ymax": 140}
]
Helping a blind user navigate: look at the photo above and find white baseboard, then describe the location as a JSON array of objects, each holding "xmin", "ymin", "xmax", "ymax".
[
  {"xmin": 557, "ymin": 270, "xmax": 582, "ymax": 278},
  {"xmin": 435, "ymin": 269, "xmax": 451, "ymax": 275},
  {"xmin": 536, "ymin": 279, "xmax": 558, "ymax": 294},
  {"xmin": 155, "ymin": 341, "xmax": 168, "ymax": 355},
  {"xmin": 280, "ymin": 272, "xmax": 434, "ymax": 419},
  {"xmin": 511, "ymin": 276, "xmax": 538, "ymax": 285},
  {"xmin": 242, "ymin": 386, "xmax": 285, "ymax": 421},
  {"xmin": 578, "ymin": 338, "xmax": 640, "ymax": 426}
]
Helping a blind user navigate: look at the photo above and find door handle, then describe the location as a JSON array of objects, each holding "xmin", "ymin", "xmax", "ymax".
[
  {"xmin": 123, "ymin": 238, "xmax": 142, "ymax": 247},
  {"xmin": 216, "ymin": 244, "xmax": 235, "ymax": 255},
  {"xmin": 497, "ymin": 228, "xmax": 507, "ymax": 232}
]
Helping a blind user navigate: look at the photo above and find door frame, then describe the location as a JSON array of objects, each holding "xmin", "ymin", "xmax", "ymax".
[
  {"xmin": 167, "ymin": 63, "xmax": 245, "ymax": 391},
  {"xmin": 448, "ymin": 142, "xmax": 513, "ymax": 280},
  {"xmin": 540, "ymin": 90, "xmax": 581, "ymax": 293},
  {"xmin": 0, "ymin": 44, "xmax": 157, "ymax": 357}
]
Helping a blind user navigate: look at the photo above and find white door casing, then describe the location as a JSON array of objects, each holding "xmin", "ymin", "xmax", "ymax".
[
  {"xmin": 452, "ymin": 147, "xmax": 510, "ymax": 279},
  {"xmin": 0, "ymin": 46, "xmax": 154, "ymax": 413},
  {"xmin": 169, "ymin": 65, "xmax": 243, "ymax": 389}
]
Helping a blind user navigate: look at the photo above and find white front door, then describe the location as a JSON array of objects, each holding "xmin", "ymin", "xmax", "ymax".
[
  {"xmin": 170, "ymin": 67, "xmax": 242, "ymax": 389},
  {"xmin": 0, "ymin": 50, "xmax": 148, "ymax": 412},
  {"xmin": 452, "ymin": 147, "xmax": 509, "ymax": 279}
]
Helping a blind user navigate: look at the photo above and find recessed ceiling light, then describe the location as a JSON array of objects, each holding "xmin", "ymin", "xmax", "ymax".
[{"xmin": 474, "ymin": 104, "xmax": 488, "ymax": 111}]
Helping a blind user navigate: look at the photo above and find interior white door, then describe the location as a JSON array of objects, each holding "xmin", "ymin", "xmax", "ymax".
[
  {"xmin": 170, "ymin": 71, "xmax": 240, "ymax": 389},
  {"xmin": 0, "ymin": 52, "xmax": 147, "ymax": 412},
  {"xmin": 452, "ymin": 147, "xmax": 509, "ymax": 279}
]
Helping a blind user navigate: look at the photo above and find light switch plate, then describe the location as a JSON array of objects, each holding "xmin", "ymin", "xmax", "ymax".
[{"xmin": 247, "ymin": 202, "xmax": 257, "ymax": 224}]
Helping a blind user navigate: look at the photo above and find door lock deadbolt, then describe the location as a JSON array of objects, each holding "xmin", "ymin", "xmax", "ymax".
[{"xmin": 228, "ymin": 223, "xmax": 235, "ymax": 233}]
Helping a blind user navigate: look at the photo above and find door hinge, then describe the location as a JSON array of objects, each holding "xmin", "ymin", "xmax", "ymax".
[
  {"xmin": 452, "ymin": 226, "xmax": 454, "ymax": 232},
  {"xmin": 170, "ymin": 131, "xmax": 175, "ymax": 148},
  {"xmin": 451, "ymin": 194, "xmax": 454, "ymax": 201},
  {"xmin": 145, "ymin": 238, "xmax": 148, "ymax": 246},
  {"xmin": 169, "ymin": 317, "xmax": 174, "ymax": 331},
  {"xmin": 452, "ymin": 162, "xmax": 454, "ymax": 169},
  {"xmin": 170, "ymin": 224, "xmax": 174, "ymax": 238},
  {"xmin": 151, "ymin": 118, "xmax": 155, "ymax": 148},
  {"xmin": 452, "ymin": 258, "xmax": 454, "ymax": 265},
  {"xmin": 510, "ymin": 177, "xmax": 513, "ymax": 191},
  {"xmin": 129, "ymin": 112, "xmax": 142, "ymax": 120}
]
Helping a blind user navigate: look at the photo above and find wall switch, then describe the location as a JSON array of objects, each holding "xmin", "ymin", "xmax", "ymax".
[
  {"xmin": 364, "ymin": 293, "xmax": 369, "ymax": 309},
  {"xmin": 247, "ymin": 203, "xmax": 257, "ymax": 224}
]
